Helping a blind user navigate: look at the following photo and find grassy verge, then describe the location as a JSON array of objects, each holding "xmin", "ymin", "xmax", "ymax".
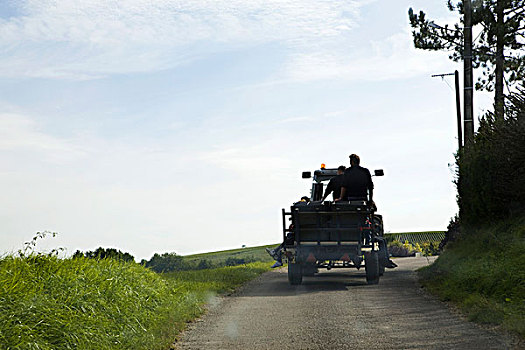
[
  {"xmin": 0, "ymin": 255, "xmax": 270, "ymax": 350},
  {"xmin": 418, "ymin": 216, "xmax": 525, "ymax": 337}
]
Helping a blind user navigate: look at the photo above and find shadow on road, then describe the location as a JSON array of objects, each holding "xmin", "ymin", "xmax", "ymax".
[{"xmin": 241, "ymin": 270, "xmax": 370, "ymax": 297}]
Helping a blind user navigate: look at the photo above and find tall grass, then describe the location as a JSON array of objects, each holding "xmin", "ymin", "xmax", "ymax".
[
  {"xmin": 419, "ymin": 216, "xmax": 525, "ymax": 337},
  {"xmin": 0, "ymin": 253, "xmax": 270, "ymax": 349},
  {"xmin": 165, "ymin": 261, "xmax": 270, "ymax": 294}
]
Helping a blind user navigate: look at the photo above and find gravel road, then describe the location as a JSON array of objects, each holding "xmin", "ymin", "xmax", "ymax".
[{"xmin": 176, "ymin": 257, "xmax": 516, "ymax": 349}]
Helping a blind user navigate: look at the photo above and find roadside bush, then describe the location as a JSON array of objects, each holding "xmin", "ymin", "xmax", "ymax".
[
  {"xmin": 388, "ymin": 240, "xmax": 416, "ymax": 257},
  {"xmin": 439, "ymin": 215, "xmax": 461, "ymax": 250},
  {"xmin": 419, "ymin": 241, "xmax": 440, "ymax": 256},
  {"xmin": 388, "ymin": 240, "xmax": 440, "ymax": 257},
  {"xmin": 456, "ymin": 92, "xmax": 525, "ymax": 226}
]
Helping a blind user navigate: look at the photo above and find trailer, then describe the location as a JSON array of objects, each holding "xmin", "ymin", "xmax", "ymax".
[{"xmin": 282, "ymin": 166, "xmax": 391, "ymax": 285}]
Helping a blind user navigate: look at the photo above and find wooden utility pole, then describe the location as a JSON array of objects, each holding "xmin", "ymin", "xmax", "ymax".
[
  {"xmin": 464, "ymin": 0, "xmax": 474, "ymax": 144},
  {"xmin": 455, "ymin": 70, "xmax": 463, "ymax": 150},
  {"xmin": 495, "ymin": 0, "xmax": 505, "ymax": 121}
]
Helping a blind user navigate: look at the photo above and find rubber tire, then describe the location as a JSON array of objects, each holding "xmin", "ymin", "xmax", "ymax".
[
  {"xmin": 378, "ymin": 240, "xmax": 389, "ymax": 276},
  {"xmin": 379, "ymin": 263, "xmax": 385, "ymax": 276},
  {"xmin": 288, "ymin": 263, "xmax": 303, "ymax": 285},
  {"xmin": 365, "ymin": 251, "xmax": 380, "ymax": 285}
]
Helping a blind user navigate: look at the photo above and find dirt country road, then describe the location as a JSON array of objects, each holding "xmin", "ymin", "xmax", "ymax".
[{"xmin": 177, "ymin": 257, "xmax": 516, "ymax": 349}]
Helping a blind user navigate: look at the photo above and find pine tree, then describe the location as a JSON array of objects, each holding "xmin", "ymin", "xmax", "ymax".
[{"xmin": 408, "ymin": 0, "xmax": 525, "ymax": 120}]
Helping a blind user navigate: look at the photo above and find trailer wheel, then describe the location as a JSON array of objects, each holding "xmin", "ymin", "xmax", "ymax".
[
  {"xmin": 288, "ymin": 263, "xmax": 303, "ymax": 285},
  {"xmin": 365, "ymin": 252, "xmax": 380, "ymax": 285},
  {"xmin": 378, "ymin": 239, "xmax": 389, "ymax": 276}
]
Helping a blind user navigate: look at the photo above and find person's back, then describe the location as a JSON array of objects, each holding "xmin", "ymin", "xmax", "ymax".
[
  {"xmin": 342, "ymin": 166, "xmax": 371, "ymax": 199},
  {"xmin": 322, "ymin": 165, "xmax": 346, "ymax": 201},
  {"xmin": 339, "ymin": 154, "xmax": 374, "ymax": 201}
]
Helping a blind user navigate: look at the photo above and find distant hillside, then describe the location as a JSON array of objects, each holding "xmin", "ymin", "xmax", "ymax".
[{"xmin": 183, "ymin": 244, "xmax": 276, "ymax": 266}]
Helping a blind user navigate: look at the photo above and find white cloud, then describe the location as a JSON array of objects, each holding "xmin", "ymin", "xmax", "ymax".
[
  {"xmin": 0, "ymin": 113, "xmax": 87, "ymax": 162},
  {"xmin": 0, "ymin": 0, "xmax": 367, "ymax": 79},
  {"xmin": 283, "ymin": 30, "xmax": 453, "ymax": 82}
]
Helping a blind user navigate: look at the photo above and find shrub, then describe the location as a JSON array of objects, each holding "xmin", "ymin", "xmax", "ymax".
[
  {"xmin": 456, "ymin": 93, "xmax": 525, "ymax": 226},
  {"xmin": 388, "ymin": 240, "xmax": 416, "ymax": 257},
  {"xmin": 197, "ymin": 259, "xmax": 212, "ymax": 270},
  {"xmin": 419, "ymin": 241, "xmax": 440, "ymax": 256},
  {"xmin": 439, "ymin": 215, "xmax": 461, "ymax": 250},
  {"xmin": 388, "ymin": 240, "xmax": 440, "ymax": 257},
  {"xmin": 144, "ymin": 252, "xmax": 185, "ymax": 273}
]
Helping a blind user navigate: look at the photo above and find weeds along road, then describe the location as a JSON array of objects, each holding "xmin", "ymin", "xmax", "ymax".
[{"xmin": 176, "ymin": 257, "xmax": 514, "ymax": 350}]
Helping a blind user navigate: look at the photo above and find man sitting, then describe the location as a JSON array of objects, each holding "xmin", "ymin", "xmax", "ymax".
[
  {"xmin": 337, "ymin": 154, "xmax": 374, "ymax": 204},
  {"xmin": 321, "ymin": 165, "xmax": 346, "ymax": 202}
]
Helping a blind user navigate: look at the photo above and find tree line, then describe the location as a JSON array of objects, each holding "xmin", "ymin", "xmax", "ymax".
[{"xmin": 73, "ymin": 248, "xmax": 256, "ymax": 273}]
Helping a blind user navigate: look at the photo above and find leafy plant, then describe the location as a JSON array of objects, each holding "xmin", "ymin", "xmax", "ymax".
[{"xmin": 18, "ymin": 231, "xmax": 63, "ymax": 258}]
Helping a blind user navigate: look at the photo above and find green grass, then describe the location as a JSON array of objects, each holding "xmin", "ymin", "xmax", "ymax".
[
  {"xmin": 0, "ymin": 254, "xmax": 270, "ymax": 350},
  {"xmin": 165, "ymin": 261, "xmax": 271, "ymax": 294},
  {"xmin": 419, "ymin": 216, "xmax": 525, "ymax": 337}
]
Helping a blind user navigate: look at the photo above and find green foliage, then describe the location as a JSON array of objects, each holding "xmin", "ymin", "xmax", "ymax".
[
  {"xmin": 18, "ymin": 231, "xmax": 62, "ymax": 258},
  {"xmin": 72, "ymin": 247, "xmax": 135, "ymax": 263},
  {"xmin": 0, "ymin": 255, "xmax": 182, "ymax": 349},
  {"xmin": 408, "ymin": 1, "xmax": 525, "ymax": 92},
  {"xmin": 419, "ymin": 216, "xmax": 525, "ymax": 337},
  {"xmin": 0, "ymin": 252, "xmax": 270, "ymax": 349},
  {"xmin": 141, "ymin": 245, "xmax": 274, "ymax": 272},
  {"xmin": 144, "ymin": 252, "xmax": 185, "ymax": 273},
  {"xmin": 388, "ymin": 239, "xmax": 440, "ymax": 257},
  {"xmin": 0, "ymin": 233, "xmax": 272, "ymax": 349},
  {"xmin": 439, "ymin": 216, "xmax": 461, "ymax": 250},
  {"xmin": 165, "ymin": 262, "xmax": 271, "ymax": 294},
  {"xmin": 388, "ymin": 240, "xmax": 416, "ymax": 257},
  {"xmin": 456, "ymin": 105, "xmax": 525, "ymax": 226}
]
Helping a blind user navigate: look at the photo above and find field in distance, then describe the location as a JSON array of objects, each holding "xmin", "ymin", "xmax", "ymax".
[
  {"xmin": 183, "ymin": 244, "xmax": 276, "ymax": 266},
  {"xmin": 182, "ymin": 231, "xmax": 446, "ymax": 265}
]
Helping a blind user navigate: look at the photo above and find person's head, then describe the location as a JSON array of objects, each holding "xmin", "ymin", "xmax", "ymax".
[
  {"xmin": 337, "ymin": 165, "xmax": 346, "ymax": 175},
  {"xmin": 300, "ymin": 196, "xmax": 310, "ymax": 203},
  {"xmin": 349, "ymin": 154, "xmax": 360, "ymax": 167}
]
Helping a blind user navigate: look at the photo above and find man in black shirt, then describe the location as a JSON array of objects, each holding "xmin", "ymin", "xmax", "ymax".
[
  {"xmin": 321, "ymin": 165, "xmax": 346, "ymax": 201},
  {"xmin": 337, "ymin": 154, "xmax": 374, "ymax": 202}
]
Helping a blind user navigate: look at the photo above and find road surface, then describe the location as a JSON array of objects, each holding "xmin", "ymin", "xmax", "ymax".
[{"xmin": 176, "ymin": 257, "xmax": 516, "ymax": 349}]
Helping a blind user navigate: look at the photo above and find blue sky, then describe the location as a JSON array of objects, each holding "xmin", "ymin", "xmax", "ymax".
[{"xmin": 0, "ymin": 0, "xmax": 493, "ymax": 259}]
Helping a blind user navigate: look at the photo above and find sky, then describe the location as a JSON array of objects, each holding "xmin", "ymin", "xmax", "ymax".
[{"xmin": 0, "ymin": 0, "xmax": 494, "ymax": 260}]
